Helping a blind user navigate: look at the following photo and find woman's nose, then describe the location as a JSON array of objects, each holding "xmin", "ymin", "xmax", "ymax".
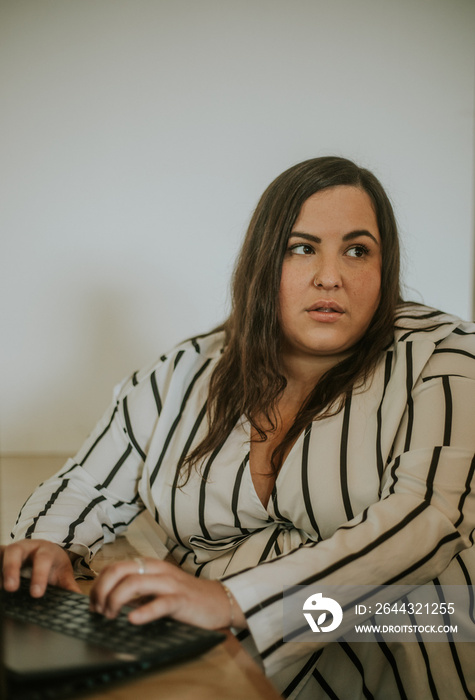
[{"xmin": 313, "ymin": 258, "xmax": 342, "ymax": 290}]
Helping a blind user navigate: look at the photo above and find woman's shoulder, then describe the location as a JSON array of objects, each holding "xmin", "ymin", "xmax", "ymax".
[
  {"xmin": 390, "ymin": 302, "xmax": 475, "ymax": 381},
  {"xmin": 112, "ymin": 329, "xmax": 226, "ymax": 401},
  {"xmin": 393, "ymin": 302, "xmax": 475, "ymax": 346},
  {"xmin": 161, "ymin": 328, "xmax": 226, "ymax": 364}
]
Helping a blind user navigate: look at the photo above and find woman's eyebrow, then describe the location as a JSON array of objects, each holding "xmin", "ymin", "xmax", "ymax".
[
  {"xmin": 343, "ymin": 230, "xmax": 380, "ymax": 245},
  {"xmin": 289, "ymin": 230, "xmax": 380, "ymax": 245}
]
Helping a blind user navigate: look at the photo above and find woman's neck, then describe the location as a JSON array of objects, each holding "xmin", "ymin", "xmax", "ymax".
[{"xmin": 280, "ymin": 349, "xmax": 346, "ymax": 403}]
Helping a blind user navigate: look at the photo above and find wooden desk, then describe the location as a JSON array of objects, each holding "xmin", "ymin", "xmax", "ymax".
[{"xmin": 0, "ymin": 455, "xmax": 282, "ymax": 700}]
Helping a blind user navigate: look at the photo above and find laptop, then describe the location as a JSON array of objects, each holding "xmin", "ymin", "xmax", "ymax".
[{"xmin": 1, "ymin": 577, "xmax": 225, "ymax": 699}]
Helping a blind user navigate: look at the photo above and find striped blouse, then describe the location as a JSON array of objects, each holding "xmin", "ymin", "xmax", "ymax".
[{"xmin": 12, "ymin": 303, "xmax": 475, "ymax": 700}]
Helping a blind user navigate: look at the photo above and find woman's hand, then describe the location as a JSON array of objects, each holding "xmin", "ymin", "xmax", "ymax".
[
  {"xmin": 89, "ymin": 558, "xmax": 247, "ymax": 630},
  {"xmin": 0, "ymin": 539, "xmax": 81, "ymax": 597}
]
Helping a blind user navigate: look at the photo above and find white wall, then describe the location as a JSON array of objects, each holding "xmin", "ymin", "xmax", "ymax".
[{"xmin": 1, "ymin": 0, "xmax": 474, "ymax": 454}]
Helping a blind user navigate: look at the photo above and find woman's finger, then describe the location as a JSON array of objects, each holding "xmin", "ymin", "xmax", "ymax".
[
  {"xmin": 1, "ymin": 540, "xmax": 77, "ymax": 597},
  {"xmin": 99, "ymin": 573, "xmax": 176, "ymax": 619},
  {"xmin": 128, "ymin": 593, "xmax": 183, "ymax": 625},
  {"xmin": 90, "ymin": 558, "xmax": 164, "ymax": 613},
  {"xmin": 1, "ymin": 542, "xmax": 28, "ymax": 591},
  {"xmin": 54, "ymin": 562, "xmax": 82, "ymax": 594},
  {"xmin": 127, "ymin": 578, "xmax": 236, "ymax": 629},
  {"xmin": 29, "ymin": 550, "xmax": 57, "ymax": 597},
  {"xmin": 90, "ymin": 559, "xmax": 245, "ymax": 631}
]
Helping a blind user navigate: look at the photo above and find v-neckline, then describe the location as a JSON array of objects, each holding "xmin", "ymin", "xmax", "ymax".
[{"xmin": 239, "ymin": 417, "xmax": 305, "ymax": 512}]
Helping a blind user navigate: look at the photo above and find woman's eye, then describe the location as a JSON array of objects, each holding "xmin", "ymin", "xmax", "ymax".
[
  {"xmin": 346, "ymin": 244, "xmax": 369, "ymax": 258},
  {"xmin": 289, "ymin": 244, "xmax": 314, "ymax": 255}
]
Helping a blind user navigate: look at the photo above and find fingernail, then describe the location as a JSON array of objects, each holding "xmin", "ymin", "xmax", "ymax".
[
  {"xmin": 31, "ymin": 584, "xmax": 42, "ymax": 597},
  {"xmin": 129, "ymin": 610, "xmax": 143, "ymax": 624}
]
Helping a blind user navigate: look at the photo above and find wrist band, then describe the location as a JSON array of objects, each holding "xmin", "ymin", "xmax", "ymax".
[{"xmin": 220, "ymin": 582, "xmax": 236, "ymax": 628}]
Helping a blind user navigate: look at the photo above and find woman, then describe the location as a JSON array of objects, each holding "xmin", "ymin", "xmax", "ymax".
[{"xmin": 3, "ymin": 157, "xmax": 475, "ymax": 699}]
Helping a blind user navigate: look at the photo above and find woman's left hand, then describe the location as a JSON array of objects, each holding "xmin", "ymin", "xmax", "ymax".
[{"xmin": 89, "ymin": 558, "xmax": 246, "ymax": 630}]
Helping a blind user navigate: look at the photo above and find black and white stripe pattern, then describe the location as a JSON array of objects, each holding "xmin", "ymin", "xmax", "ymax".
[{"xmin": 12, "ymin": 305, "xmax": 475, "ymax": 698}]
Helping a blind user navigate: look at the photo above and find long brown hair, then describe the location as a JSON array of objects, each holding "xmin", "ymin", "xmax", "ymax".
[{"xmin": 181, "ymin": 156, "xmax": 402, "ymax": 482}]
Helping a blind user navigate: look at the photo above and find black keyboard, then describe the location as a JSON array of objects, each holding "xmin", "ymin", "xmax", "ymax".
[{"xmin": 3, "ymin": 577, "xmax": 225, "ymax": 664}]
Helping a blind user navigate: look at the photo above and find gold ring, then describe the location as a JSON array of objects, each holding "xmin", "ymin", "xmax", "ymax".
[{"xmin": 134, "ymin": 557, "xmax": 146, "ymax": 575}]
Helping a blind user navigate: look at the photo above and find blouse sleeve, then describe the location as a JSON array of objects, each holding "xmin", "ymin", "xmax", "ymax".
[
  {"xmin": 10, "ymin": 351, "xmax": 173, "ymax": 568},
  {"xmin": 222, "ymin": 329, "xmax": 475, "ymax": 677}
]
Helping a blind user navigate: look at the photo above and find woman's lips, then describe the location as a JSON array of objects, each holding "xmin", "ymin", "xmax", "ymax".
[{"xmin": 306, "ymin": 301, "xmax": 345, "ymax": 322}]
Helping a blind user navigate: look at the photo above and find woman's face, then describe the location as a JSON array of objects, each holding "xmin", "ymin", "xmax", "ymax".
[{"xmin": 278, "ymin": 185, "xmax": 382, "ymax": 365}]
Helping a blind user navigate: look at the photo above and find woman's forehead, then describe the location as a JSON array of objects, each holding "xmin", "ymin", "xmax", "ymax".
[{"xmin": 291, "ymin": 186, "xmax": 379, "ymax": 239}]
